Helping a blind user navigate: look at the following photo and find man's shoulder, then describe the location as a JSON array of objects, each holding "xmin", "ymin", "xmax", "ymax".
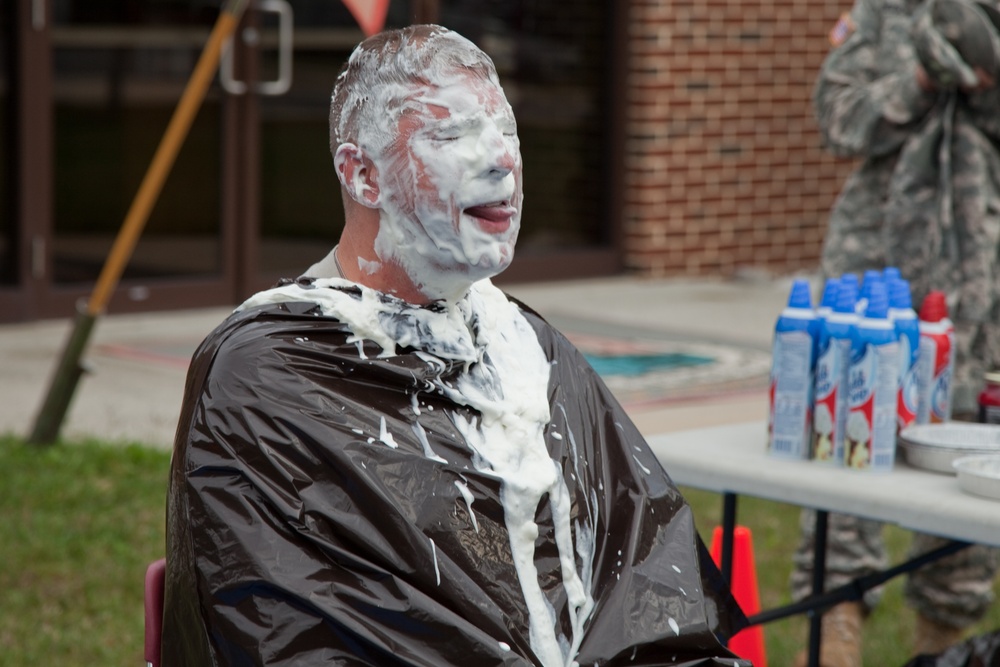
[
  {"xmin": 193, "ymin": 302, "xmax": 354, "ymax": 380},
  {"xmin": 208, "ymin": 300, "xmax": 326, "ymax": 345}
]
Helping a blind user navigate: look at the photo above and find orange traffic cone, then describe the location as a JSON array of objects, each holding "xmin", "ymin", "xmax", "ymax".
[{"xmin": 710, "ymin": 525, "xmax": 767, "ymax": 667}]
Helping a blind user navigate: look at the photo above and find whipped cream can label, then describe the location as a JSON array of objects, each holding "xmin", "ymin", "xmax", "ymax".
[
  {"xmin": 917, "ymin": 331, "xmax": 952, "ymax": 424},
  {"xmin": 768, "ymin": 330, "xmax": 814, "ymax": 459},
  {"xmin": 897, "ymin": 333, "xmax": 919, "ymax": 431},
  {"xmin": 812, "ymin": 337, "xmax": 849, "ymax": 464},
  {"xmin": 846, "ymin": 341, "xmax": 899, "ymax": 471}
]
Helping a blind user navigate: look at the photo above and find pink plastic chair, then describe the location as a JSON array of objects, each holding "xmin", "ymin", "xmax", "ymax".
[{"xmin": 144, "ymin": 559, "xmax": 166, "ymax": 667}]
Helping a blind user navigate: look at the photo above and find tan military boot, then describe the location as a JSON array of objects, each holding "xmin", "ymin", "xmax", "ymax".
[
  {"xmin": 792, "ymin": 601, "xmax": 864, "ymax": 667},
  {"xmin": 912, "ymin": 613, "xmax": 963, "ymax": 656}
]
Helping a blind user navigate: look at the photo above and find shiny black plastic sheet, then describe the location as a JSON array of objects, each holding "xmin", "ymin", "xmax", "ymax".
[{"xmin": 163, "ymin": 291, "xmax": 748, "ymax": 666}]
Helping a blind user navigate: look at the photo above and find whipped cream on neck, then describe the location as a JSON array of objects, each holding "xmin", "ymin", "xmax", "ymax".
[{"xmin": 238, "ymin": 277, "xmax": 481, "ymax": 363}]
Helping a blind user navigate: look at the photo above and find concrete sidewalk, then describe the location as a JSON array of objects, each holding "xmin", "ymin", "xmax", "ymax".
[{"xmin": 0, "ymin": 274, "xmax": 808, "ymax": 448}]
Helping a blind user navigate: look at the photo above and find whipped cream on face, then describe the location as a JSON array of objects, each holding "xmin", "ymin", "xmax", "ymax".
[
  {"xmin": 338, "ymin": 69, "xmax": 522, "ymax": 304},
  {"xmin": 238, "ymin": 278, "xmax": 596, "ymax": 666},
  {"xmin": 384, "ymin": 76, "xmax": 520, "ymax": 264}
]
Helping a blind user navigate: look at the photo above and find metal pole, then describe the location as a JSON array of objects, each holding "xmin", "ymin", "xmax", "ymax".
[
  {"xmin": 28, "ymin": 0, "xmax": 249, "ymax": 444},
  {"xmin": 721, "ymin": 492, "xmax": 737, "ymax": 585},
  {"xmin": 719, "ymin": 492, "xmax": 738, "ymax": 649},
  {"xmin": 748, "ymin": 538, "xmax": 971, "ymax": 626},
  {"xmin": 806, "ymin": 510, "xmax": 829, "ymax": 667}
]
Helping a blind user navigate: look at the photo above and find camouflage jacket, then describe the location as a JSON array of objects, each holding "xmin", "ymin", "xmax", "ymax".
[{"xmin": 817, "ymin": 0, "xmax": 1000, "ymax": 323}]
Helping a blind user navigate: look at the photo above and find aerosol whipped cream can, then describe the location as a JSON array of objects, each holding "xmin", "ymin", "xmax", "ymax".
[
  {"xmin": 855, "ymin": 269, "xmax": 883, "ymax": 316},
  {"xmin": 816, "ymin": 277, "xmax": 839, "ymax": 325},
  {"xmin": 812, "ymin": 278, "xmax": 857, "ymax": 464},
  {"xmin": 768, "ymin": 279, "xmax": 818, "ymax": 459},
  {"xmin": 978, "ymin": 372, "xmax": 1000, "ymax": 424},
  {"xmin": 888, "ymin": 278, "xmax": 920, "ymax": 433},
  {"xmin": 845, "ymin": 280, "xmax": 899, "ymax": 471},
  {"xmin": 916, "ymin": 291, "xmax": 954, "ymax": 424}
]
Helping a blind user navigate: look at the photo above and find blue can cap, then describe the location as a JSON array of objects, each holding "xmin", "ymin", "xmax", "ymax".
[
  {"xmin": 883, "ymin": 266, "xmax": 901, "ymax": 283},
  {"xmin": 862, "ymin": 269, "xmax": 882, "ymax": 284},
  {"xmin": 786, "ymin": 278, "xmax": 813, "ymax": 309},
  {"xmin": 860, "ymin": 270, "xmax": 882, "ymax": 300},
  {"xmin": 819, "ymin": 278, "xmax": 840, "ymax": 309},
  {"xmin": 865, "ymin": 280, "xmax": 889, "ymax": 319},
  {"xmin": 888, "ymin": 278, "xmax": 912, "ymax": 310},
  {"xmin": 834, "ymin": 281, "xmax": 857, "ymax": 313},
  {"xmin": 840, "ymin": 273, "xmax": 860, "ymax": 293}
]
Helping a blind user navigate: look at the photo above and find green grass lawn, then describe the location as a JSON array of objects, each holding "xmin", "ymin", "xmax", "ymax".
[
  {"xmin": 0, "ymin": 434, "xmax": 997, "ymax": 666},
  {"xmin": 0, "ymin": 435, "xmax": 169, "ymax": 666}
]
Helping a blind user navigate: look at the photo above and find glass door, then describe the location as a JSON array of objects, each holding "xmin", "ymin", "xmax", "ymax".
[
  {"xmin": 45, "ymin": 1, "xmax": 233, "ymax": 315},
  {"xmin": 0, "ymin": 4, "xmax": 11, "ymax": 289},
  {"xmin": 248, "ymin": 1, "xmax": 413, "ymax": 290},
  {"xmin": 437, "ymin": 0, "xmax": 621, "ymax": 282},
  {"xmin": 44, "ymin": 0, "xmax": 418, "ymax": 313},
  {"xmin": 4, "ymin": 0, "xmax": 617, "ymax": 322}
]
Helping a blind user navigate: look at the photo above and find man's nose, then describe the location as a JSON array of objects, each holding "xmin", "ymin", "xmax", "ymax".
[{"xmin": 480, "ymin": 129, "xmax": 516, "ymax": 178}]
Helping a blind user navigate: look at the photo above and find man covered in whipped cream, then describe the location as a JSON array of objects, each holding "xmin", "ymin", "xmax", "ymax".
[{"xmin": 162, "ymin": 25, "xmax": 746, "ymax": 667}]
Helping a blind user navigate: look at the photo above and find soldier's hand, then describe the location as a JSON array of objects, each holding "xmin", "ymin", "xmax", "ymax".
[
  {"xmin": 910, "ymin": 61, "xmax": 988, "ymax": 94},
  {"xmin": 912, "ymin": 0, "xmax": 981, "ymax": 88}
]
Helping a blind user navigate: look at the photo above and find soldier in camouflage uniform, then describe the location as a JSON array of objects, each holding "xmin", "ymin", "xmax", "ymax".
[{"xmin": 791, "ymin": 0, "xmax": 1000, "ymax": 665}]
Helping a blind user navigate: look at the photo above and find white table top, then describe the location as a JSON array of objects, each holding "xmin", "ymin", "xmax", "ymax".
[{"xmin": 646, "ymin": 421, "xmax": 1000, "ymax": 548}]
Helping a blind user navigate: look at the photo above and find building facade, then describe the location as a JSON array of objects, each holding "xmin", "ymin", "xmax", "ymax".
[
  {"xmin": 0, "ymin": 0, "xmax": 852, "ymax": 322},
  {"xmin": 624, "ymin": 0, "xmax": 854, "ymax": 277}
]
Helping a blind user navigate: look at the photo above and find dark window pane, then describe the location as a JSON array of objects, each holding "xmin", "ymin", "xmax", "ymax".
[
  {"xmin": 256, "ymin": 1, "xmax": 414, "ymax": 277},
  {"xmin": 0, "ymin": 5, "xmax": 12, "ymax": 285},
  {"xmin": 440, "ymin": 0, "xmax": 610, "ymax": 252},
  {"xmin": 52, "ymin": 3, "xmax": 222, "ymax": 284}
]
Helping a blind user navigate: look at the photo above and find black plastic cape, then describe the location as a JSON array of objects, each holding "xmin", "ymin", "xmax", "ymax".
[{"xmin": 163, "ymin": 283, "xmax": 748, "ymax": 666}]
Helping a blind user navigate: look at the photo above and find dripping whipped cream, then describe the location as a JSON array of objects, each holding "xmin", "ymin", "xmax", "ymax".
[{"xmin": 238, "ymin": 278, "xmax": 596, "ymax": 666}]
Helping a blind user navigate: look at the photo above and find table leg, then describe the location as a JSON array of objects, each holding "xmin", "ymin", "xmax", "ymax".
[
  {"xmin": 721, "ymin": 492, "xmax": 737, "ymax": 585},
  {"xmin": 718, "ymin": 492, "xmax": 738, "ymax": 649},
  {"xmin": 747, "ymin": 538, "xmax": 970, "ymax": 627},
  {"xmin": 807, "ymin": 510, "xmax": 829, "ymax": 667}
]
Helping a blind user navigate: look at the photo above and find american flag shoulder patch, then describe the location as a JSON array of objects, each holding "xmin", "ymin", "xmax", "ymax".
[{"xmin": 829, "ymin": 12, "xmax": 855, "ymax": 47}]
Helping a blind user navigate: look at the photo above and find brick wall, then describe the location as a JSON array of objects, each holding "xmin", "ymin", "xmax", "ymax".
[{"xmin": 623, "ymin": 0, "xmax": 858, "ymax": 278}]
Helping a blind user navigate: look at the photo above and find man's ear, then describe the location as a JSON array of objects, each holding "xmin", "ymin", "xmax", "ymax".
[{"xmin": 333, "ymin": 143, "xmax": 380, "ymax": 208}]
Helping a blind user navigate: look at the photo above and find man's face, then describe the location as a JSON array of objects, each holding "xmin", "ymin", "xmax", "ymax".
[{"xmin": 372, "ymin": 72, "xmax": 523, "ymax": 293}]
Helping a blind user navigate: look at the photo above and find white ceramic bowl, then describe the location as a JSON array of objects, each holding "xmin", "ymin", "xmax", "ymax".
[
  {"xmin": 952, "ymin": 454, "xmax": 1000, "ymax": 501},
  {"xmin": 898, "ymin": 423, "xmax": 1000, "ymax": 474}
]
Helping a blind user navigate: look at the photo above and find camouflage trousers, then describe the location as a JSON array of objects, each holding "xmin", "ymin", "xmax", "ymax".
[{"xmin": 791, "ymin": 510, "xmax": 1000, "ymax": 628}]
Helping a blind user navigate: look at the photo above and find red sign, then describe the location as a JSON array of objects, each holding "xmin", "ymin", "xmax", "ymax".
[{"xmin": 342, "ymin": 0, "xmax": 390, "ymax": 37}]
